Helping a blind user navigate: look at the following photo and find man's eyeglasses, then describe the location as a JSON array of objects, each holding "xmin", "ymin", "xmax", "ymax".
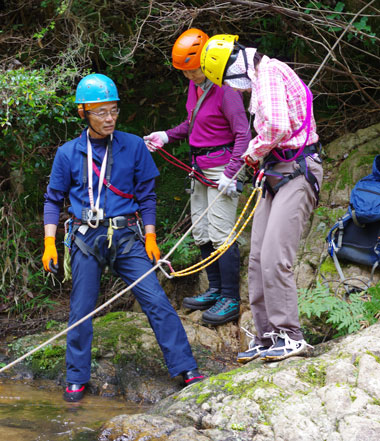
[{"xmin": 86, "ymin": 108, "xmax": 120, "ymax": 119}]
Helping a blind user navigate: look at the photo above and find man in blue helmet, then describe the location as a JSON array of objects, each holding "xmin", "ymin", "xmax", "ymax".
[{"xmin": 42, "ymin": 73, "xmax": 204, "ymax": 402}]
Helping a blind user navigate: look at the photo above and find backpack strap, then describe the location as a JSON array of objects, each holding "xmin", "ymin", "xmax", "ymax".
[
  {"xmin": 370, "ymin": 226, "xmax": 380, "ymax": 281},
  {"xmin": 350, "ymin": 206, "xmax": 365, "ymax": 228}
]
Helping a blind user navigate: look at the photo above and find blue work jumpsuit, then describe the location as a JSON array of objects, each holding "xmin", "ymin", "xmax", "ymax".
[{"xmin": 48, "ymin": 129, "xmax": 197, "ymax": 384}]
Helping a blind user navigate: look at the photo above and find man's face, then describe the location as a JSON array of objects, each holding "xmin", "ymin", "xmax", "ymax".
[
  {"xmin": 182, "ymin": 68, "xmax": 206, "ymax": 86},
  {"xmin": 82, "ymin": 101, "xmax": 119, "ymax": 138}
]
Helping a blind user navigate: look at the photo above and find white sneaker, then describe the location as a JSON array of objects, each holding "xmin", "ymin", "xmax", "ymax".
[{"xmin": 260, "ymin": 331, "xmax": 313, "ymax": 361}]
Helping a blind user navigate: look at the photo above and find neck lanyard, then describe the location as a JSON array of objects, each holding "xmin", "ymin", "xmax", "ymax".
[{"xmin": 86, "ymin": 129, "xmax": 109, "ymax": 228}]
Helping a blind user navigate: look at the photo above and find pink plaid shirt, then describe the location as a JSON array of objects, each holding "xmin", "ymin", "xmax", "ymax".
[{"xmin": 245, "ymin": 58, "xmax": 318, "ymax": 161}]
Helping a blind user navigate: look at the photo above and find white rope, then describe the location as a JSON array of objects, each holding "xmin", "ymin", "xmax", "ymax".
[{"xmin": 0, "ymin": 164, "xmax": 246, "ymax": 374}]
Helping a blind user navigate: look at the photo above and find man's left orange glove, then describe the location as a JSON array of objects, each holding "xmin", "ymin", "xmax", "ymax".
[
  {"xmin": 42, "ymin": 236, "xmax": 58, "ymax": 273},
  {"xmin": 145, "ymin": 233, "xmax": 161, "ymax": 263}
]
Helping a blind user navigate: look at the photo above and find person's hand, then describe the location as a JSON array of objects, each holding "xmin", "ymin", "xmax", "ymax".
[
  {"xmin": 217, "ymin": 173, "xmax": 237, "ymax": 197},
  {"xmin": 145, "ymin": 233, "xmax": 161, "ymax": 262},
  {"xmin": 42, "ymin": 236, "xmax": 58, "ymax": 273},
  {"xmin": 244, "ymin": 155, "xmax": 260, "ymax": 174},
  {"xmin": 143, "ymin": 131, "xmax": 169, "ymax": 152}
]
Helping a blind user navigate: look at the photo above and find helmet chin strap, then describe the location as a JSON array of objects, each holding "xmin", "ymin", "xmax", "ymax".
[{"xmin": 82, "ymin": 104, "xmax": 107, "ymax": 138}]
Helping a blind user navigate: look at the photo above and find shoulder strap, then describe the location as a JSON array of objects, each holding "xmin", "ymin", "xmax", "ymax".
[
  {"xmin": 92, "ymin": 162, "xmax": 134, "ymax": 199},
  {"xmin": 188, "ymin": 79, "xmax": 213, "ymax": 136}
]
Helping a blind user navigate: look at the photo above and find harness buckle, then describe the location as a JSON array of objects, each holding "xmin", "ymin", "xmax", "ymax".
[{"xmin": 111, "ymin": 216, "xmax": 126, "ymax": 229}]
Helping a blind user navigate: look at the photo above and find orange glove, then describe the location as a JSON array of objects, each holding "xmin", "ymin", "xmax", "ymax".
[
  {"xmin": 42, "ymin": 236, "xmax": 58, "ymax": 273},
  {"xmin": 145, "ymin": 233, "xmax": 160, "ymax": 262}
]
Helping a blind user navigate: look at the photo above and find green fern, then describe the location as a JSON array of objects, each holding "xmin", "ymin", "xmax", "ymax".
[
  {"xmin": 363, "ymin": 284, "xmax": 380, "ymax": 321},
  {"xmin": 298, "ymin": 281, "xmax": 374, "ymax": 337}
]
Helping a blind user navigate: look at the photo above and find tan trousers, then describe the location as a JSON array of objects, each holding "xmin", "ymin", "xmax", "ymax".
[
  {"xmin": 191, "ymin": 165, "xmax": 239, "ymax": 248},
  {"xmin": 248, "ymin": 157, "xmax": 323, "ymax": 345}
]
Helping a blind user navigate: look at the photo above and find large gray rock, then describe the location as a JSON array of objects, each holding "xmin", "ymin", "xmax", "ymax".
[{"xmin": 100, "ymin": 323, "xmax": 380, "ymax": 441}]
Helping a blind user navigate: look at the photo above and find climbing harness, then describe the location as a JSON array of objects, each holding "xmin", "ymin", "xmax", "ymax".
[
  {"xmin": 262, "ymin": 142, "xmax": 322, "ymax": 203},
  {"xmin": 158, "ymin": 169, "xmax": 265, "ymax": 279},
  {"xmin": 60, "ymin": 132, "xmax": 140, "ymax": 279},
  {"xmin": 255, "ymin": 81, "xmax": 322, "ymax": 204}
]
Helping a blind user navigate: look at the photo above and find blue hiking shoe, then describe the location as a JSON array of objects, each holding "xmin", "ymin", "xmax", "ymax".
[
  {"xmin": 182, "ymin": 288, "xmax": 221, "ymax": 311},
  {"xmin": 236, "ymin": 328, "xmax": 269, "ymax": 364},
  {"xmin": 202, "ymin": 297, "xmax": 240, "ymax": 325}
]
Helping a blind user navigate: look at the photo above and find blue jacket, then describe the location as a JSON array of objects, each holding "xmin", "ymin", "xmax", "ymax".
[{"xmin": 49, "ymin": 129, "xmax": 160, "ymax": 220}]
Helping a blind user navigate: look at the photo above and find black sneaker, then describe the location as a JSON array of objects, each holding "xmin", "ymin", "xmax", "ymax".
[
  {"xmin": 182, "ymin": 369, "xmax": 205, "ymax": 386},
  {"xmin": 202, "ymin": 297, "xmax": 240, "ymax": 325},
  {"xmin": 63, "ymin": 383, "xmax": 85, "ymax": 402},
  {"xmin": 182, "ymin": 288, "xmax": 221, "ymax": 311}
]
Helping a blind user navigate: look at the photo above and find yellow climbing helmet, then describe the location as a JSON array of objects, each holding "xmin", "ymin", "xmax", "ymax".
[{"xmin": 200, "ymin": 34, "xmax": 239, "ymax": 87}]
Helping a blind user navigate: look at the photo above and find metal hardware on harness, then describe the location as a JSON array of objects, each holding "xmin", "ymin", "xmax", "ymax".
[
  {"xmin": 106, "ymin": 216, "xmax": 130, "ymax": 248},
  {"xmin": 255, "ymin": 169, "xmax": 266, "ymax": 188},
  {"xmin": 157, "ymin": 259, "xmax": 175, "ymax": 279}
]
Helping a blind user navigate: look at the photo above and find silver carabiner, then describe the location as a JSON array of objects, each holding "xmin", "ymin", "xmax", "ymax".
[{"xmin": 87, "ymin": 208, "xmax": 100, "ymax": 229}]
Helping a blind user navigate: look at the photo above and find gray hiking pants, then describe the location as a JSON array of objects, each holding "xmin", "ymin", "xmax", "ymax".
[
  {"xmin": 191, "ymin": 165, "xmax": 239, "ymax": 248},
  {"xmin": 248, "ymin": 156, "xmax": 323, "ymax": 346}
]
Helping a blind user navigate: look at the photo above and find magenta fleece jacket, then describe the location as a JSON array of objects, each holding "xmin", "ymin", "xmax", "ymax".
[{"xmin": 166, "ymin": 81, "xmax": 251, "ymax": 178}]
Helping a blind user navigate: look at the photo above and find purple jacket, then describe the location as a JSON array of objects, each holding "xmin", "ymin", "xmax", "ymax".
[{"xmin": 166, "ymin": 81, "xmax": 251, "ymax": 178}]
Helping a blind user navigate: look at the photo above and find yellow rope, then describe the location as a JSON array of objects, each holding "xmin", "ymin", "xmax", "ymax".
[{"xmin": 170, "ymin": 185, "xmax": 263, "ymax": 277}]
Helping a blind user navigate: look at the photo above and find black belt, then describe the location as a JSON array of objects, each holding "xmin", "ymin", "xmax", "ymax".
[
  {"xmin": 191, "ymin": 143, "xmax": 233, "ymax": 157},
  {"xmin": 75, "ymin": 214, "xmax": 137, "ymax": 228}
]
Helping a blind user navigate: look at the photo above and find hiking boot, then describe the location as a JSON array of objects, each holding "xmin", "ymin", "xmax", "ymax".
[
  {"xmin": 182, "ymin": 369, "xmax": 205, "ymax": 386},
  {"xmin": 202, "ymin": 297, "xmax": 240, "ymax": 325},
  {"xmin": 63, "ymin": 383, "xmax": 85, "ymax": 402},
  {"xmin": 182, "ymin": 288, "xmax": 221, "ymax": 311},
  {"xmin": 260, "ymin": 331, "xmax": 313, "ymax": 361},
  {"xmin": 236, "ymin": 327, "xmax": 269, "ymax": 364}
]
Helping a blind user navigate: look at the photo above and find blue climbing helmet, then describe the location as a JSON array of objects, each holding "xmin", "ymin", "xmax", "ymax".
[{"xmin": 75, "ymin": 73, "xmax": 120, "ymax": 104}]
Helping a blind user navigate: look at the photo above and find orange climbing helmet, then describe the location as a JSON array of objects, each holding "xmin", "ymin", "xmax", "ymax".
[{"xmin": 172, "ymin": 28, "xmax": 209, "ymax": 71}]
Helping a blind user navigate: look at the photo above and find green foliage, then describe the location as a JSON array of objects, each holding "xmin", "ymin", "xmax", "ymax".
[
  {"xmin": 298, "ymin": 281, "xmax": 379, "ymax": 338},
  {"xmin": 0, "ymin": 67, "xmax": 82, "ymax": 315},
  {"xmin": 362, "ymin": 284, "xmax": 380, "ymax": 320},
  {"xmin": 159, "ymin": 234, "xmax": 200, "ymax": 269},
  {"xmin": 30, "ymin": 344, "xmax": 66, "ymax": 373},
  {"xmin": 305, "ymin": 1, "xmax": 377, "ymax": 43}
]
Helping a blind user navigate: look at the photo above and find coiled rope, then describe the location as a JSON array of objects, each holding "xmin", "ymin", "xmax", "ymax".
[{"xmin": 159, "ymin": 172, "xmax": 264, "ymax": 278}]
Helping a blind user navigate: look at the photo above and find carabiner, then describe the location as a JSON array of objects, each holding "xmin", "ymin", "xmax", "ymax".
[
  {"xmin": 157, "ymin": 259, "xmax": 175, "ymax": 279},
  {"xmin": 87, "ymin": 208, "xmax": 100, "ymax": 229},
  {"xmin": 255, "ymin": 169, "xmax": 266, "ymax": 188}
]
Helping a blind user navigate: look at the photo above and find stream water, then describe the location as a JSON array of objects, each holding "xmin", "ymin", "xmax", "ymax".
[{"xmin": 0, "ymin": 378, "xmax": 147, "ymax": 441}]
